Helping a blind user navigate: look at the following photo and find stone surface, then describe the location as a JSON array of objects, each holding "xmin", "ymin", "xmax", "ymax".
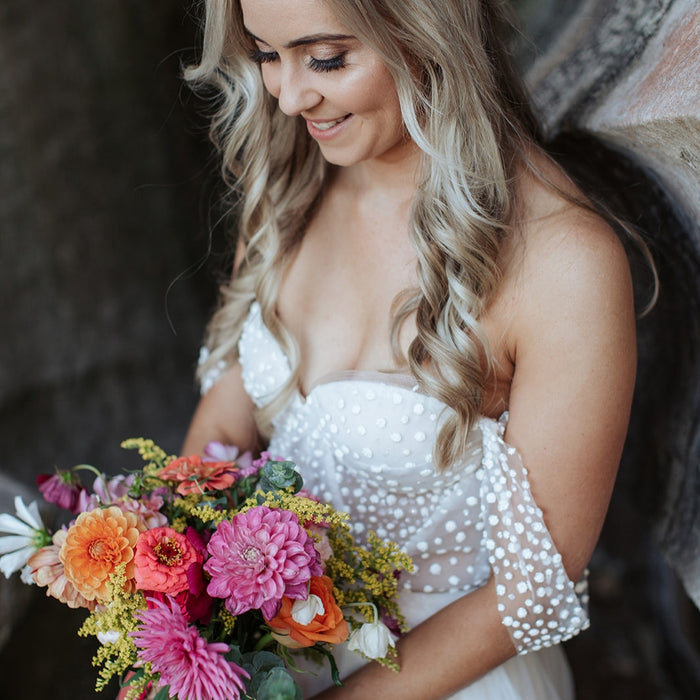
[
  {"xmin": 523, "ymin": 0, "xmax": 676, "ymax": 132},
  {"xmin": 585, "ymin": 1, "xmax": 700, "ymax": 242}
]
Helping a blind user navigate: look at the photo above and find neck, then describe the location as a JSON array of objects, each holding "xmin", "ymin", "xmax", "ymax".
[{"xmin": 337, "ymin": 138, "xmax": 422, "ymax": 198}]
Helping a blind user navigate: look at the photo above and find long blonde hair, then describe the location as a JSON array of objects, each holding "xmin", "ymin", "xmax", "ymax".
[{"xmin": 186, "ymin": 0, "xmax": 542, "ymax": 468}]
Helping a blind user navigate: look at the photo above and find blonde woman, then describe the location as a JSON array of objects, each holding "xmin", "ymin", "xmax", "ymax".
[{"xmin": 182, "ymin": 0, "xmax": 642, "ymax": 697}]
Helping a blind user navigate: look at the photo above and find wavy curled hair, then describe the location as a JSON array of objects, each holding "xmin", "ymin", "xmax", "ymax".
[{"xmin": 186, "ymin": 0, "xmax": 544, "ymax": 468}]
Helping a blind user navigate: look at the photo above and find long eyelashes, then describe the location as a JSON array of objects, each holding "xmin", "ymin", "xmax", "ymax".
[
  {"xmin": 308, "ymin": 53, "xmax": 347, "ymax": 73},
  {"xmin": 248, "ymin": 48, "xmax": 278, "ymax": 65},
  {"xmin": 248, "ymin": 48, "xmax": 347, "ymax": 73}
]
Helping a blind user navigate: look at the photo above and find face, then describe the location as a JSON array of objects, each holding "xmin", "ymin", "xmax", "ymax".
[{"xmin": 239, "ymin": 0, "xmax": 410, "ymax": 168}]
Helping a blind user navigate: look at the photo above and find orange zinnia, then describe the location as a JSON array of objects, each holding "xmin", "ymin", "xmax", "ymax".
[
  {"xmin": 59, "ymin": 506, "xmax": 144, "ymax": 602},
  {"xmin": 267, "ymin": 575, "xmax": 349, "ymax": 648}
]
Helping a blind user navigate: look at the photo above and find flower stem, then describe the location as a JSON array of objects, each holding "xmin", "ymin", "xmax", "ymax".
[
  {"xmin": 342, "ymin": 601, "xmax": 378, "ymax": 623},
  {"xmin": 254, "ymin": 632, "xmax": 274, "ymax": 651}
]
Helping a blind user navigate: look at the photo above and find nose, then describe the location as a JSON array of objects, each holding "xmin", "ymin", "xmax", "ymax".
[{"xmin": 275, "ymin": 63, "xmax": 321, "ymax": 117}]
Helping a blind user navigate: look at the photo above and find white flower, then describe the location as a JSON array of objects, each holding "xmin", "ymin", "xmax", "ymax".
[
  {"xmin": 291, "ymin": 594, "xmax": 325, "ymax": 625},
  {"xmin": 97, "ymin": 629, "xmax": 121, "ymax": 644},
  {"xmin": 347, "ymin": 620, "xmax": 397, "ymax": 659},
  {"xmin": 20, "ymin": 565, "xmax": 35, "ymax": 585},
  {"xmin": 0, "ymin": 496, "xmax": 48, "ymax": 578}
]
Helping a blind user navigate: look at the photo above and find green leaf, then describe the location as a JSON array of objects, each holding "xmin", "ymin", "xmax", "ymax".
[
  {"xmin": 312, "ymin": 644, "xmax": 343, "ymax": 687},
  {"xmin": 151, "ymin": 686, "xmax": 171, "ymax": 700},
  {"xmin": 248, "ymin": 667, "xmax": 301, "ymax": 700},
  {"xmin": 119, "ymin": 667, "xmax": 145, "ymax": 688},
  {"xmin": 226, "ymin": 644, "xmax": 245, "ymax": 667},
  {"xmin": 244, "ymin": 649, "xmax": 286, "ymax": 672}
]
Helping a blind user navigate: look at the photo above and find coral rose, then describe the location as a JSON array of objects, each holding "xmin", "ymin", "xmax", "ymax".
[
  {"xmin": 266, "ymin": 575, "xmax": 348, "ymax": 648},
  {"xmin": 60, "ymin": 506, "xmax": 144, "ymax": 601},
  {"xmin": 134, "ymin": 527, "xmax": 202, "ymax": 595},
  {"xmin": 157, "ymin": 455, "xmax": 236, "ymax": 496}
]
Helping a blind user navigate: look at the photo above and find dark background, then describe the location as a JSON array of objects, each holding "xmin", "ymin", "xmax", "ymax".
[{"xmin": 1, "ymin": 1, "xmax": 699, "ymax": 698}]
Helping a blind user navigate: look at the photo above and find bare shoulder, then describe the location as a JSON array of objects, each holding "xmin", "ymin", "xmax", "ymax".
[
  {"xmin": 493, "ymin": 163, "xmax": 638, "ymax": 580},
  {"xmin": 505, "ymin": 161, "xmax": 635, "ymax": 341}
]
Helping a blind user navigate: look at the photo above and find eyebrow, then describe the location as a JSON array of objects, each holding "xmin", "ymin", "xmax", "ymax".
[{"xmin": 245, "ymin": 30, "xmax": 355, "ymax": 49}]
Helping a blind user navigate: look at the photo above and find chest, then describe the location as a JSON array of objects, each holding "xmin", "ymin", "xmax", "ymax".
[{"xmin": 276, "ymin": 207, "xmax": 515, "ymax": 414}]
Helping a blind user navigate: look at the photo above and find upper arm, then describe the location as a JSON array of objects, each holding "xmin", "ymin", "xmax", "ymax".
[
  {"xmin": 503, "ymin": 213, "xmax": 637, "ymax": 581},
  {"xmin": 182, "ymin": 238, "xmax": 256, "ymax": 456},
  {"xmin": 182, "ymin": 362, "xmax": 260, "ymax": 456}
]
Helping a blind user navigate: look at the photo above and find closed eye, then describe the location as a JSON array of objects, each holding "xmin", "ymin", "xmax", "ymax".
[
  {"xmin": 248, "ymin": 48, "xmax": 278, "ymax": 65},
  {"xmin": 308, "ymin": 52, "xmax": 347, "ymax": 73}
]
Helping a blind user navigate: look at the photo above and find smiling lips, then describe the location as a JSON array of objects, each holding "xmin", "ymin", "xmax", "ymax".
[{"xmin": 307, "ymin": 113, "xmax": 352, "ymax": 133}]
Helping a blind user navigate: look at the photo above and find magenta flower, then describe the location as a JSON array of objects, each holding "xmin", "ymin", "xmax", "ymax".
[
  {"xmin": 75, "ymin": 473, "xmax": 132, "ymax": 512},
  {"xmin": 204, "ymin": 505, "xmax": 322, "ymax": 620},
  {"xmin": 131, "ymin": 597, "xmax": 249, "ymax": 700},
  {"xmin": 36, "ymin": 472, "xmax": 84, "ymax": 513}
]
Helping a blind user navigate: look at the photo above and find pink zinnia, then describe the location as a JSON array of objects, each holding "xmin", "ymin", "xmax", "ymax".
[
  {"xmin": 204, "ymin": 505, "xmax": 322, "ymax": 620},
  {"xmin": 132, "ymin": 597, "xmax": 248, "ymax": 700},
  {"xmin": 134, "ymin": 527, "xmax": 201, "ymax": 595}
]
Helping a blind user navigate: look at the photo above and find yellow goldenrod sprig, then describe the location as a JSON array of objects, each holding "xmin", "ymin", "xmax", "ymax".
[
  {"xmin": 78, "ymin": 565, "xmax": 146, "ymax": 691},
  {"xmin": 120, "ymin": 437, "xmax": 176, "ymax": 478}
]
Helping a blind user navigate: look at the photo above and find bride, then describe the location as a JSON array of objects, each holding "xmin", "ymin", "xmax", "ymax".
[{"xmin": 181, "ymin": 0, "xmax": 642, "ymax": 697}]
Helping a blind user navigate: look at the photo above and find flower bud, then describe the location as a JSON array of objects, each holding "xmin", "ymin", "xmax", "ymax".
[{"xmin": 347, "ymin": 620, "xmax": 397, "ymax": 659}]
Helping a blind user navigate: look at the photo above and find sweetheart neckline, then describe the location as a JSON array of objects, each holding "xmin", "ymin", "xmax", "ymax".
[
  {"xmin": 292, "ymin": 372, "xmax": 507, "ymax": 430},
  {"xmin": 247, "ymin": 301, "xmax": 506, "ymax": 426},
  {"xmin": 298, "ymin": 368, "xmax": 420, "ymax": 402}
]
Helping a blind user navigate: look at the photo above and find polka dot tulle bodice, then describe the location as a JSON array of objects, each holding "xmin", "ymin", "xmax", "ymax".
[{"xmin": 217, "ymin": 302, "xmax": 588, "ymax": 653}]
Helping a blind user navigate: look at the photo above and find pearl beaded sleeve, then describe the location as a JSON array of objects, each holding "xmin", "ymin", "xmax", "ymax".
[{"xmin": 478, "ymin": 417, "xmax": 590, "ymax": 653}]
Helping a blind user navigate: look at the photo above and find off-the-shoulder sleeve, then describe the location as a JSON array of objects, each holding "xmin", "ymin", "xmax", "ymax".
[
  {"xmin": 477, "ymin": 415, "xmax": 590, "ymax": 654},
  {"xmin": 198, "ymin": 346, "xmax": 229, "ymax": 396}
]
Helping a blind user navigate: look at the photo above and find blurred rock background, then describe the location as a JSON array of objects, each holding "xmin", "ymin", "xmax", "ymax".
[{"xmin": 0, "ymin": 0, "xmax": 698, "ymax": 698}]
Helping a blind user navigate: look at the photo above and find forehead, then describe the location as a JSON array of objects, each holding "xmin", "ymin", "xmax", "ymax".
[{"xmin": 239, "ymin": 0, "xmax": 347, "ymax": 41}]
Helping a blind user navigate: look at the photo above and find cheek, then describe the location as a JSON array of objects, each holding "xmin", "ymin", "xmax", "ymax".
[{"xmin": 357, "ymin": 67, "xmax": 402, "ymax": 121}]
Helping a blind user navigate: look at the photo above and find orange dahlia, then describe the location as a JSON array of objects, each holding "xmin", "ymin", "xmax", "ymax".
[
  {"xmin": 28, "ymin": 529, "xmax": 96, "ymax": 610},
  {"xmin": 59, "ymin": 506, "xmax": 145, "ymax": 602}
]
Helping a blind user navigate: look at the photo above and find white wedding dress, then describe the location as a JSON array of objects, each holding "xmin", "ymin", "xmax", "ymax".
[{"xmin": 206, "ymin": 302, "xmax": 590, "ymax": 699}]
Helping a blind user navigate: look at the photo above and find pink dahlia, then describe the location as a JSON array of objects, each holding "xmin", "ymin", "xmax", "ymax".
[
  {"xmin": 204, "ymin": 505, "xmax": 322, "ymax": 620},
  {"xmin": 132, "ymin": 597, "xmax": 248, "ymax": 700},
  {"xmin": 134, "ymin": 527, "xmax": 202, "ymax": 595}
]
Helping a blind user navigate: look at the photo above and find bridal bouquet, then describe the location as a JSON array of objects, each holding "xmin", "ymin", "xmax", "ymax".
[{"xmin": 0, "ymin": 439, "xmax": 413, "ymax": 700}]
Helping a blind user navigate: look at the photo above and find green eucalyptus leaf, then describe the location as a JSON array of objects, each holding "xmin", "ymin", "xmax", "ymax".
[
  {"xmin": 226, "ymin": 644, "xmax": 245, "ymax": 666},
  {"xmin": 249, "ymin": 667, "xmax": 301, "ymax": 700},
  {"xmin": 243, "ymin": 649, "xmax": 286, "ymax": 672}
]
